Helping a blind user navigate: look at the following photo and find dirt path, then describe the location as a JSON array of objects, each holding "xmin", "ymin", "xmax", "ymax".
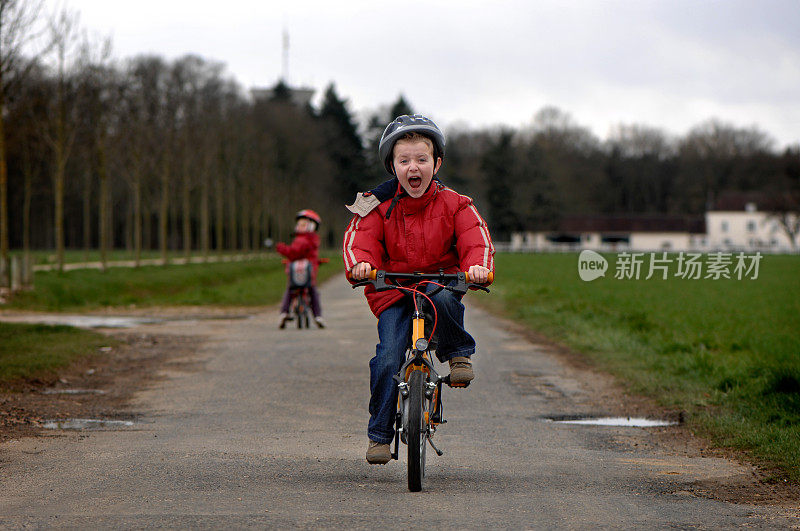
[{"xmin": 0, "ymin": 277, "xmax": 797, "ymax": 527}]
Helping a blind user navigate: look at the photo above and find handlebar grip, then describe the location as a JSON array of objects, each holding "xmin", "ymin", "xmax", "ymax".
[
  {"xmin": 346, "ymin": 269, "xmax": 377, "ymax": 281},
  {"xmin": 464, "ymin": 271, "xmax": 494, "ymax": 284}
]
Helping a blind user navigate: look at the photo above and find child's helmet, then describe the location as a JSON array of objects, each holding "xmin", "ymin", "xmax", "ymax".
[
  {"xmin": 378, "ymin": 114, "xmax": 445, "ymax": 175},
  {"xmin": 296, "ymin": 209, "xmax": 321, "ymax": 225}
]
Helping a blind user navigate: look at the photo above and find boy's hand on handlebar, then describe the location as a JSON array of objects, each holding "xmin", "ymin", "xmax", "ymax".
[
  {"xmin": 350, "ymin": 262, "xmax": 372, "ymax": 280},
  {"xmin": 467, "ymin": 265, "xmax": 491, "ymax": 284}
]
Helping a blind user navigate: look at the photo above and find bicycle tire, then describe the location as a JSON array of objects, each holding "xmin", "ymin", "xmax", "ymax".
[{"xmin": 407, "ymin": 370, "xmax": 427, "ymax": 492}]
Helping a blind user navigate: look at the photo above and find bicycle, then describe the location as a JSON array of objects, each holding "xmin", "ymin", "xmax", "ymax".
[
  {"xmin": 351, "ymin": 269, "xmax": 492, "ymax": 491},
  {"xmin": 281, "ymin": 258, "xmax": 328, "ymax": 329},
  {"xmin": 289, "ymin": 285, "xmax": 312, "ymax": 328}
]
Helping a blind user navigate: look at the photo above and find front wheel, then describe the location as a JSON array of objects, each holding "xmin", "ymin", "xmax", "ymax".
[
  {"xmin": 407, "ymin": 370, "xmax": 427, "ymax": 492},
  {"xmin": 295, "ymin": 301, "xmax": 303, "ymax": 328}
]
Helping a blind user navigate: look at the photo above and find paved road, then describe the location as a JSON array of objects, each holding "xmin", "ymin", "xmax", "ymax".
[{"xmin": 1, "ymin": 277, "xmax": 796, "ymax": 528}]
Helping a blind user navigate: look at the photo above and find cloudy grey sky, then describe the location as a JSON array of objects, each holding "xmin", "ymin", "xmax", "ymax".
[{"xmin": 45, "ymin": 0, "xmax": 800, "ymax": 148}]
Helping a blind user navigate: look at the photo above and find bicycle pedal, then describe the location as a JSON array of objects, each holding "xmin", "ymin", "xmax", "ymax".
[{"xmin": 441, "ymin": 375, "xmax": 471, "ymax": 388}]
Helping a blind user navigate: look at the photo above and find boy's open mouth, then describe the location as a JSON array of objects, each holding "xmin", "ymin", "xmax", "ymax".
[{"xmin": 408, "ymin": 176, "xmax": 422, "ymax": 189}]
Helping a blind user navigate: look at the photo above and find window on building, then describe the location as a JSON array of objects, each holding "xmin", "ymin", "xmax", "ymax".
[
  {"xmin": 721, "ymin": 221, "xmax": 729, "ymax": 233},
  {"xmin": 747, "ymin": 221, "xmax": 756, "ymax": 233},
  {"xmin": 601, "ymin": 235, "xmax": 630, "ymax": 244},
  {"xmin": 546, "ymin": 234, "xmax": 581, "ymax": 244}
]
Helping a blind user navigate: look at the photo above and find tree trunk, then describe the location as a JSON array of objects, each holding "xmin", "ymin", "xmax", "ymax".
[
  {"xmin": 0, "ymin": 91, "xmax": 9, "ymax": 286},
  {"xmin": 251, "ymin": 197, "xmax": 260, "ymax": 252},
  {"xmin": 182, "ymin": 164, "xmax": 191, "ymax": 259},
  {"xmin": 227, "ymin": 176, "xmax": 237, "ymax": 251},
  {"xmin": 200, "ymin": 170, "xmax": 209, "ymax": 259},
  {"xmin": 23, "ymin": 157, "xmax": 32, "ymax": 261},
  {"xmin": 143, "ymin": 206, "xmax": 151, "ymax": 255},
  {"xmin": 97, "ymin": 135, "xmax": 109, "ymax": 271},
  {"xmin": 159, "ymin": 154, "xmax": 170, "ymax": 265},
  {"xmin": 124, "ymin": 200, "xmax": 132, "ymax": 253},
  {"xmin": 215, "ymin": 173, "xmax": 224, "ymax": 254},
  {"xmin": 82, "ymin": 168, "xmax": 91, "ymax": 261},
  {"xmin": 240, "ymin": 186, "xmax": 250, "ymax": 252},
  {"xmin": 54, "ymin": 151, "xmax": 66, "ymax": 272},
  {"xmin": 133, "ymin": 170, "xmax": 142, "ymax": 267}
]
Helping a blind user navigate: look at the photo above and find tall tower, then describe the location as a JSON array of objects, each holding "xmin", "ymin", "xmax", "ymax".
[
  {"xmin": 250, "ymin": 27, "xmax": 314, "ymax": 107},
  {"xmin": 282, "ymin": 27, "xmax": 289, "ymax": 83}
]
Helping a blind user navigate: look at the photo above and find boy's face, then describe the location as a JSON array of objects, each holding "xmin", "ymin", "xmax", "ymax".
[{"xmin": 392, "ymin": 139, "xmax": 442, "ymax": 199}]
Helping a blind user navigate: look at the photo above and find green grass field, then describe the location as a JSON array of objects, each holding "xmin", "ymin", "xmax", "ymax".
[
  {"xmin": 6, "ymin": 254, "xmax": 340, "ymax": 311},
  {"xmin": 1, "ymin": 253, "xmax": 340, "ymax": 386},
  {"xmin": 484, "ymin": 252, "xmax": 800, "ymax": 480},
  {"xmin": 0, "ymin": 322, "xmax": 115, "ymax": 384},
  {"xmin": 12, "ymin": 248, "xmax": 169, "ymax": 266}
]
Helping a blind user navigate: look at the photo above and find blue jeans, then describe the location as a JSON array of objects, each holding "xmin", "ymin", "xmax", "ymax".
[{"xmin": 368, "ymin": 285, "xmax": 475, "ymax": 444}]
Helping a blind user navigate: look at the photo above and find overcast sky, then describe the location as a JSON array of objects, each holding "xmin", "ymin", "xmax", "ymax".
[{"xmin": 43, "ymin": 0, "xmax": 800, "ymax": 149}]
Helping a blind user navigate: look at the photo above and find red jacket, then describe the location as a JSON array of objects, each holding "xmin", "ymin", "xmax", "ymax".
[
  {"xmin": 343, "ymin": 181, "xmax": 494, "ymax": 317},
  {"xmin": 277, "ymin": 231, "xmax": 321, "ymax": 282}
]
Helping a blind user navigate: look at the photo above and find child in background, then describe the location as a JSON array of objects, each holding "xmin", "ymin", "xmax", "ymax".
[{"xmin": 277, "ymin": 209, "xmax": 325, "ymax": 329}]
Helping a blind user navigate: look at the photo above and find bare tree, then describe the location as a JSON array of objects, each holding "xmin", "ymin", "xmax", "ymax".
[
  {"xmin": 74, "ymin": 33, "xmax": 114, "ymax": 268},
  {"xmin": 679, "ymin": 119, "xmax": 776, "ymax": 212},
  {"xmin": 44, "ymin": 7, "xmax": 80, "ymax": 272},
  {"xmin": 767, "ymin": 146, "xmax": 800, "ymax": 249},
  {"xmin": 0, "ymin": 0, "xmax": 45, "ymax": 283},
  {"xmin": 124, "ymin": 56, "xmax": 168, "ymax": 266}
]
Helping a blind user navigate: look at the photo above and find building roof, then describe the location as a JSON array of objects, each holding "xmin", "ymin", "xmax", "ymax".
[
  {"xmin": 711, "ymin": 190, "xmax": 783, "ymax": 211},
  {"xmin": 558, "ymin": 214, "xmax": 706, "ymax": 234}
]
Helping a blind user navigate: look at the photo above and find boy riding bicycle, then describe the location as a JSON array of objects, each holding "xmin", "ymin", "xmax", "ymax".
[
  {"xmin": 277, "ymin": 209, "xmax": 325, "ymax": 329},
  {"xmin": 343, "ymin": 114, "xmax": 494, "ymax": 464}
]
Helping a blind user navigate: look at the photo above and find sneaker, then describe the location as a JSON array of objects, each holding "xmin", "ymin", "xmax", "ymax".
[
  {"xmin": 314, "ymin": 316, "xmax": 326, "ymax": 329},
  {"xmin": 279, "ymin": 313, "xmax": 291, "ymax": 329},
  {"xmin": 448, "ymin": 356, "xmax": 474, "ymax": 385},
  {"xmin": 366, "ymin": 439, "xmax": 391, "ymax": 464}
]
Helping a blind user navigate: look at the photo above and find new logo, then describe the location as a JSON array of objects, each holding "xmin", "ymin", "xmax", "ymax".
[{"xmin": 578, "ymin": 250, "xmax": 608, "ymax": 282}]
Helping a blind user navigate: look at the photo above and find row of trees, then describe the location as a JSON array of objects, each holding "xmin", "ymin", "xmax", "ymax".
[
  {"xmin": 443, "ymin": 109, "xmax": 800, "ymax": 240},
  {"xmin": 1, "ymin": 1, "xmax": 798, "ymax": 282}
]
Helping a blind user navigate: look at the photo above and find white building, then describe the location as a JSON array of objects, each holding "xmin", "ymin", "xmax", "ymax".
[
  {"xmin": 510, "ymin": 199, "xmax": 797, "ymax": 253},
  {"xmin": 706, "ymin": 202, "xmax": 795, "ymax": 252}
]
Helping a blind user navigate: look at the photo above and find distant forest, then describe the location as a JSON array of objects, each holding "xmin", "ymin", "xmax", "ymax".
[{"xmin": 1, "ymin": 2, "xmax": 798, "ymax": 273}]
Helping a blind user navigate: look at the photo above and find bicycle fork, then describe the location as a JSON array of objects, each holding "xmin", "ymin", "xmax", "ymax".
[
  {"xmin": 392, "ymin": 369, "xmax": 445, "ymax": 460},
  {"xmin": 425, "ymin": 380, "xmax": 444, "ymax": 457}
]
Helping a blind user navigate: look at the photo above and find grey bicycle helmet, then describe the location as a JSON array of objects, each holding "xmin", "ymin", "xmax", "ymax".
[{"xmin": 378, "ymin": 114, "xmax": 446, "ymax": 175}]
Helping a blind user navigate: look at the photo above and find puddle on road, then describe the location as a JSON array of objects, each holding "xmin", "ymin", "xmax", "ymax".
[
  {"xmin": 42, "ymin": 316, "xmax": 161, "ymax": 328},
  {"xmin": 42, "ymin": 418, "xmax": 135, "ymax": 430},
  {"xmin": 1, "ymin": 313, "xmax": 250, "ymax": 329},
  {"xmin": 545, "ymin": 416, "xmax": 678, "ymax": 427},
  {"xmin": 0, "ymin": 315, "xmax": 163, "ymax": 329},
  {"xmin": 40, "ymin": 389, "xmax": 107, "ymax": 395}
]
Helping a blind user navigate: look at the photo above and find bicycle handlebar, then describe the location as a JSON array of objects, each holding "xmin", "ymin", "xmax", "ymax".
[
  {"xmin": 364, "ymin": 270, "xmax": 493, "ymax": 284},
  {"xmin": 350, "ymin": 269, "xmax": 492, "ymax": 294}
]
